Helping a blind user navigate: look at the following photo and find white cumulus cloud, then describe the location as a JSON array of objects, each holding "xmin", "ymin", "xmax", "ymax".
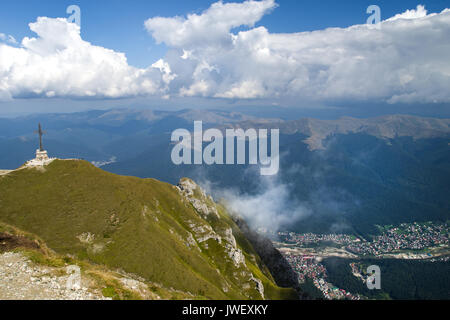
[
  {"xmin": 0, "ymin": 17, "xmax": 165, "ymax": 101},
  {"xmin": 1, "ymin": 2, "xmax": 449, "ymax": 105},
  {"xmin": 145, "ymin": 0, "xmax": 277, "ymax": 48},
  {"xmin": 145, "ymin": 1, "xmax": 450, "ymax": 104},
  {"xmin": 386, "ymin": 4, "xmax": 428, "ymax": 21}
]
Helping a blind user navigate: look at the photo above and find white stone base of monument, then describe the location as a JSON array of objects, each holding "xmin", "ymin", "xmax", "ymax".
[
  {"xmin": 25, "ymin": 149, "xmax": 56, "ymax": 167},
  {"xmin": 36, "ymin": 149, "xmax": 49, "ymax": 161}
]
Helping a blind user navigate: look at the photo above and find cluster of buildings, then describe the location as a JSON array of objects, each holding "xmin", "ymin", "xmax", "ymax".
[
  {"xmin": 282, "ymin": 252, "xmax": 360, "ymax": 300},
  {"xmin": 283, "ymin": 254, "xmax": 326, "ymax": 283},
  {"xmin": 349, "ymin": 262, "xmax": 370, "ymax": 284},
  {"xmin": 346, "ymin": 222, "xmax": 448, "ymax": 256},
  {"xmin": 277, "ymin": 232, "xmax": 359, "ymax": 246},
  {"xmin": 313, "ymin": 278, "xmax": 361, "ymax": 300},
  {"xmin": 276, "ymin": 221, "xmax": 448, "ymax": 300},
  {"xmin": 430, "ymin": 256, "xmax": 450, "ymax": 262}
]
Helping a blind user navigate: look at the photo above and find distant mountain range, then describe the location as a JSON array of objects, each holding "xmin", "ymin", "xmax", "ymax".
[
  {"xmin": 1, "ymin": 109, "xmax": 449, "ymax": 236},
  {"xmin": 222, "ymin": 115, "xmax": 450, "ymax": 150}
]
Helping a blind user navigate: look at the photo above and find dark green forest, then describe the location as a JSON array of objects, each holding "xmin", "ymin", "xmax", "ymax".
[{"xmin": 323, "ymin": 258, "xmax": 450, "ymax": 300}]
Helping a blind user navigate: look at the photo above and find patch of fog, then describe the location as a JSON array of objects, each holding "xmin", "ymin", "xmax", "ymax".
[
  {"xmin": 91, "ymin": 156, "xmax": 117, "ymax": 168},
  {"xmin": 198, "ymin": 167, "xmax": 311, "ymax": 233},
  {"xmin": 195, "ymin": 150, "xmax": 361, "ymax": 234}
]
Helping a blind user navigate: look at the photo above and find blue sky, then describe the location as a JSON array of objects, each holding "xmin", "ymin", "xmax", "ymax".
[
  {"xmin": 0, "ymin": 0, "xmax": 449, "ymax": 116},
  {"xmin": 1, "ymin": 0, "xmax": 448, "ymax": 68}
]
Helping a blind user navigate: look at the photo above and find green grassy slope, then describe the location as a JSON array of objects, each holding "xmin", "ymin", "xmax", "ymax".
[{"xmin": 0, "ymin": 160, "xmax": 296, "ymax": 300}]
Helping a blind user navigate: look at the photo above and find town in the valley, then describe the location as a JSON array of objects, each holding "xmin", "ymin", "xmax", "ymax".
[{"xmin": 266, "ymin": 222, "xmax": 449, "ymax": 300}]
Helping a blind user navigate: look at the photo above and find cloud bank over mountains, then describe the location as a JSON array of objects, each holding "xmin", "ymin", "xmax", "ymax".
[{"xmin": 1, "ymin": 0, "xmax": 449, "ymax": 105}]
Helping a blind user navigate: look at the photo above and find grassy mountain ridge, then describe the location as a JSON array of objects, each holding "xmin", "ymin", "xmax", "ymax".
[{"xmin": 0, "ymin": 160, "xmax": 297, "ymax": 300}]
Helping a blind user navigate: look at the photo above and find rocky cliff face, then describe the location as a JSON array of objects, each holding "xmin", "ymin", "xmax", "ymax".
[
  {"xmin": 232, "ymin": 216, "xmax": 310, "ymax": 299},
  {"xmin": 176, "ymin": 178, "xmax": 269, "ymax": 299}
]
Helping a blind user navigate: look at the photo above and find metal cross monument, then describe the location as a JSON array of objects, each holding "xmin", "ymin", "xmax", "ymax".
[{"xmin": 34, "ymin": 123, "xmax": 46, "ymax": 151}]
